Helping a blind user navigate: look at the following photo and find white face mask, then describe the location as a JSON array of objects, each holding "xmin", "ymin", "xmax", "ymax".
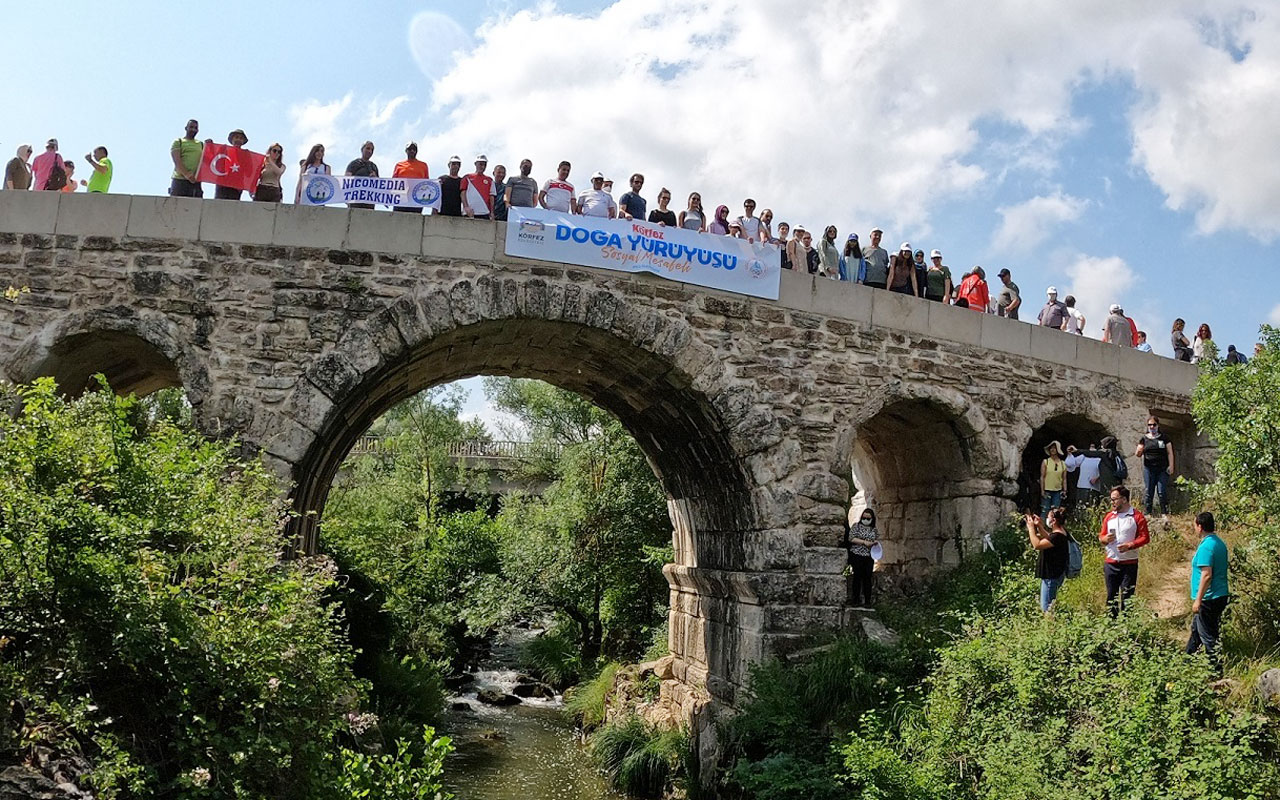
[{"xmin": 860, "ymin": 517, "xmax": 872, "ymax": 526}]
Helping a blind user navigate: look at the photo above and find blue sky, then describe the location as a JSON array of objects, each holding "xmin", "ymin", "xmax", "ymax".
[{"xmin": 4, "ymin": 1, "xmax": 1278, "ymax": 424}]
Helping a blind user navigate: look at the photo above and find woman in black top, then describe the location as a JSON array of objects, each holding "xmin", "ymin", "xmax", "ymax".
[
  {"xmin": 1171, "ymin": 318, "xmax": 1192, "ymax": 362},
  {"xmin": 1027, "ymin": 507, "xmax": 1069, "ymax": 611},
  {"xmin": 647, "ymin": 188, "xmax": 677, "ymax": 227}
]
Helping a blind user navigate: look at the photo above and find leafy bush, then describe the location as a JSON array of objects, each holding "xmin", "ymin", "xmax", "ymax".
[
  {"xmin": 589, "ymin": 714, "xmax": 687, "ymax": 798},
  {"xmin": 330, "ymin": 725, "xmax": 454, "ymax": 800},
  {"xmin": 0, "ymin": 380, "xmax": 365, "ymax": 798},
  {"xmin": 846, "ymin": 607, "xmax": 1280, "ymax": 800},
  {"xmin": 519, "ymin": 627, "xmax": 584, "ymax": 689}
]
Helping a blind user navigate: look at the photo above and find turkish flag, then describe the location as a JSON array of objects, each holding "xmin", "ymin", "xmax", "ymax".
[{"xmin": 197, "ymin": 142, "xmax": 266, "ymax": 193}]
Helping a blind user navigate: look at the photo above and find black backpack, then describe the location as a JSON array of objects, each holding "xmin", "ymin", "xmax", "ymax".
[
  {"xmin": 44, "ymin": 160, "xmax": 67, "ymax": 191},
  {"xmin": 1113, "ymin": 452, "xmax": 1129, "ymax": 481}
]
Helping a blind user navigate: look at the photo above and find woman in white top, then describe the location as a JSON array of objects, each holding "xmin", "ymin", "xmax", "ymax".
[
  {"xmin": 678, "ymin": 192, "xmax": 705, "ymax": 232},
  {"xmin": 1192, "ymin": 323, "xmax": 1212, "ymax": 364},
  {"xmin": 293, "ymin": 143, "xmax": 331, "ymax": 203}
]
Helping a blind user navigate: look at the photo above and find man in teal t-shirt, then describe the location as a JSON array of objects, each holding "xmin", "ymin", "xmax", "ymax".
[{"xmin": 1186, "ymin": 511, "xmax": 1229, "ymax": 672}]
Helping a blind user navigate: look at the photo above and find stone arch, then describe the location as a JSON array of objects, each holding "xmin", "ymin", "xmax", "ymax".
[
  {"xmin": 5, "ymin": 308, "xmax": 209, "ymax": 403},
  {"xmin": 835, "ymin": 382, "xmax": 1006, "ymax": 572}
]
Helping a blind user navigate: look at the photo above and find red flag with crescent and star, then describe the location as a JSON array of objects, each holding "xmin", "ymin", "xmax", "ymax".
[{"xmin": 197, "ymin": 142, "xmax": 266, "ymax": 193}]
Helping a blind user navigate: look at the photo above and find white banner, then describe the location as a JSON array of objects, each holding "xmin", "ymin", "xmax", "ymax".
[
  {"xmin": 298, "ymin": 174, "xmax": 442, "ymax": 209},
  {"xmin": 504, "ymin": 207, "xmax": 781, "ymax": 300}
]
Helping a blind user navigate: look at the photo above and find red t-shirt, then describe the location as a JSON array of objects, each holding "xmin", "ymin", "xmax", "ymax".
[
  {"xmin": 393, "ymin": 159, "xmax": 429, "ymax": 179},
  {"xmin": 462, "ymin": 172, "xmax": 494, "ymax": 216}
]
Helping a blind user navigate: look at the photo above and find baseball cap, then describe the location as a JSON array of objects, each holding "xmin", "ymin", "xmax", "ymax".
[
  {"xmin": 405, "ymin": 140, "xmax": 419, "ymax": 149},
  {"xmin": 848, "ymin": 233, "xmax": 859, "ymax": 241},
  {"xmin": 899, "ymin": 242, "xmax": 912, "ymax": 251},
  {"xmin": 870, "ymin": 226, "xmax": 883, "ymax": 234},
  {"xmin": 591, "ymin": 170, "xmax": 605, "ymax": 180},
  {"xmin": 474, "ymin": 153, "xmax": 488, "ymax": 162},
  {"xmin": 1109, "ymin": 303, "xmax": 1121, "ymax": 313},
  {"xmin": 447, "ymin": 154, "xmax": 461, "ymax": 163},
  {"xmin": 930, "ymin": 249, "xmax": 942, "ymax": 258},
  {"xmin": 997, "ymin": 268, "xmax": 1011, "ymax": 277},
  {"xmin": 46, "ymin": 138, "xmax": 58, "ymax": 148},
  {"xmin": 1046, "ymin": 285, "xmax": 1058, "ymax": 295}
]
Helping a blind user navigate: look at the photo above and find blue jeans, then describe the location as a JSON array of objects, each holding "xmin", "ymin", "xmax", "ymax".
[
  {"xmin": 1186, "ymin": 595, "xmax": 1227, "ymax": 673},
  {"xmin": 1040, "ymin": 577, "xmax": 1064, "ymax": 611},
  {"xmin": 1144, "ymin": 466, "xmax": 1169, "ymax": 514},
  {"xmin": 1041, "ymin": 490, "xmax": 1062, "ymax": 517}
]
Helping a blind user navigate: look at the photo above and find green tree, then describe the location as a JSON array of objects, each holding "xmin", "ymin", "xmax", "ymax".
[
  {"xmin": 486, "ymin": 378, "xmax": 671, "ymax": 662},
  {"xmin": 0, "ymin": 379, "xmax": 367, "ymax": 799}
]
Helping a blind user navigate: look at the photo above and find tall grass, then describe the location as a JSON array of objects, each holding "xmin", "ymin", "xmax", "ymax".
[
  {"xmin": 519, "ymin": 627, "xmax": 583, "ymax": 689},
  {"xmin": 589, "ymin": 715, "xmax": 688, "ymax": 798},
  {"xmin": 564, "ymin": 661, "xmax": 619, "ymax": 730}
]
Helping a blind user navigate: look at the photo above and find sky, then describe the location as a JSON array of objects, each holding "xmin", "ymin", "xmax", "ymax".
[{"xmin": 4, "ymin": 0, "xmax": 1279, "ymax": 427}]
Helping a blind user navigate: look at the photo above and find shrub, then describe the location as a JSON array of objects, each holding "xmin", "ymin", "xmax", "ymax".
[
  {"xmin": 329, "ymin": 725, "xmax": 454, "ymax": 800},
  {"xmin": 589, "ymin": 714, "xmax": 687, "ymax": 798},
  {"xmin": 0, "ymin": 380, "xmax": 366, "ymax": 798},
  {"xmin": 519, "ymin": 627, "xmax": 584, "ymax": 689},
  {"xmin": 564, "ymin": 662, "xmax": 619, "ymax": 730}
]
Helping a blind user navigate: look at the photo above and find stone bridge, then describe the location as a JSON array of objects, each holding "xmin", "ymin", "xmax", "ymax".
[{"xmin": 0, "ymin": 192, "xmax": 1207, "ymax": 729}]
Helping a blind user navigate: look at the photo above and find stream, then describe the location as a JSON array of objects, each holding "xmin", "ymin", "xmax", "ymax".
[{"xmin": 440, "ymin": 629, "xmax": 626, "ymax": 800}]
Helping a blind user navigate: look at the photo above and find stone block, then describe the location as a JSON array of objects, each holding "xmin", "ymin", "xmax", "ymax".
[
  {"xmin": 1075, "ymin": 336, "xmax": 1121, "ymax": 376},
  {"xmin": 1028, "ymin": 322, "xmax": 1079, "ymax": 366},
  {"xmin": 426, "ymin": 213, "xmax": 499, "ymax": 245},
  {"xmin": 1151, "ymin": 359, "xmax": 1197, "ymax": 395},
  {"xmin": 870, "ymin": 288, "xmax": 930, "ymax": 336},
  {"xmin": 54, "ymin": 192, "xmax": 130, "ymax": 236},
  {"xmin": 126, "ymin": 195, "xmax": 202, "ymax": 240},
  {"xmin": 810, "ymin": 279, "xmax": 873, "ymax": 324},
  {"xmin": 0, "ymin": 190, "xmax": 59, "ymax": 234},
  {"xmin": 927, "ymin": 301, "xmax": 983, "ymax": 346},
  {"xmin": 979, "ymin": 313, "xmax": 1031, "ymax": 356},
  {"xmin": 422, "ymin": 229, "xmax": 498, "ymax": 262},
  {"xmin": 272, "ymin": 204, "xmax": 348, "ymax": 248},
  {"xmin": 199, "ymin": 199, "xmax": 277, "ymax": 245},
  {"xmin": 776, "ymin": 269, "xmax": 814, "ymax": 309},
  {"xmin": 1115, "ymin": 345, "xmax": 1165, "ymax": 389},
  {"xmin": 345, "ymin": 208, "xmax": 424, "ymax": 254}
]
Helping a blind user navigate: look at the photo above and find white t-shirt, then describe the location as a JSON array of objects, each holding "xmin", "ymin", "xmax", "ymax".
[
  {"xmin": 1066, "ymin": 307, "xmax": 1084, "ymax": 334},
  {"xmin": 1065, "ymin": 453, "xmax": 1100, "ymax": 490},
  {"xmin": 541, "ymin": 178, "xmax": 575, "ymax": 212},
  {"xmin": 737, "ymin": 216, "xmax": 763, "ymax": 241},
  {"xmin": 578, "ymin": 188, "xmax": 616, "ymax": 218}
]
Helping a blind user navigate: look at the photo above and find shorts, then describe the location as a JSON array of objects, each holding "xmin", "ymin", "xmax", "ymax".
[{"xmin": 253, "ymin": 184, "xmax": 282, "ymax": 203}]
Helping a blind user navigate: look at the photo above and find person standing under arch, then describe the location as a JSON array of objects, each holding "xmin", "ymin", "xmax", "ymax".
[
  {"xmin": 1040, "ymin": 441, "xmax": 1067, "ymax": 517},
  {"xmin": 845, "ymin": 508, "xmax": 879, "ymax": 611}
]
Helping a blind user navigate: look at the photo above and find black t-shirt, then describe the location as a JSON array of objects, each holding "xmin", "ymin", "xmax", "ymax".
[
  {"xmin": 345, "ymin": 158, "xmax": 378, "ymax": 178},
  {"xmin": 1141, "ymin": 433, "xmax": 1170, "ymax": 469},
  {"xmin": 1036, "ymin": 531, "xmax": 1069, "ymax": 579},
  {"xmin": 439, "ymin": 175, "xmax": 462, "ymax": 216},
  {"xmin": 648, "ymin": 209, "xmax": 677, "ymax": 227}
]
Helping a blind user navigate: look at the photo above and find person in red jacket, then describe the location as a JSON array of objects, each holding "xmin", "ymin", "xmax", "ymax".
[
  {"xmin": 1098, "ymin": 485, "xmax": 1150, "ymax": 617},
  {"xmin": 956, "ymin": 266, "xmax": 991, "ymax": 312}
]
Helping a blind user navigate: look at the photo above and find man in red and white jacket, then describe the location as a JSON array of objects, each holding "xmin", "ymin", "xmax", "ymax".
[{"xmin": 1098, "ymin": 485, "xmax": 1150, "ymax": 617}]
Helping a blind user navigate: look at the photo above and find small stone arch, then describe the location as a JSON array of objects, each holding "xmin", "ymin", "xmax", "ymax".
[
  {"xmin": 5, "ymin": 308, "xmax": 209, "ymax": 404},
  {"xmin": 834, "ymin": 382, "xmax": 1007, "ymax": 572}
]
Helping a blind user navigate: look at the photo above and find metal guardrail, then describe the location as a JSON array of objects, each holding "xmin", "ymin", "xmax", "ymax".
[{"xmin": 348, "ymin": 436, "xmax": 562, "ymax": 461}]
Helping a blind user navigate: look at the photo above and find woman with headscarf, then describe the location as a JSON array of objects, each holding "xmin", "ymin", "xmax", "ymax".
[
  {"xmin": 1041, "ymin": 441, "xmax": 1067, "ymax": 517},
  {"xmin": 4, "ymin": 145, "xmax": 33, "ymax": 191},
  {"xmin": 817, "ymin": 225, "xmax": 841, "ymax": 279},
  {"xmin": 293, "ymin": 143, "xmax": 331, "ymax": 203},
  {"xmin": 845, "ymin": 507, "xmax": 879, "ymax": 610},
  {"xmin": 254, "ymin": 143, "xmax": 286, "ymax": 203},
  {"xmin": 708, "ymin": 204, "xmax": 731, "ymax": 235}
]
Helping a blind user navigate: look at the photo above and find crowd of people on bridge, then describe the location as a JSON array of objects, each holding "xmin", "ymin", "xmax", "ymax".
[{"xmin": 4, "ymin": 120, "xmax": 1265, "ymax": 361}]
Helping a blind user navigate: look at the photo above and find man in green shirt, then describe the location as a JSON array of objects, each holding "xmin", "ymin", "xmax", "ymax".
[
  {"xmin": 1186, "ymin": 511, "xmax": 1229, "ymax": 673},
  {"xmin": 170, "ymin": 119, "xmax": 203, "ymax": 198},
  {"xmin": 84, "ymin": 147, "xmax": 112, "ymax": 193}
]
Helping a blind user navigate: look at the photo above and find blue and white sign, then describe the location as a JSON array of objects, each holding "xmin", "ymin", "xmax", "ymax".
[
  {"xmin": 298, "ymin": 174, "xmax": 442, "ymax": 209},
  {"xmin": 504, "ymin": 208, "xmax": 781, "ymax": 300}
]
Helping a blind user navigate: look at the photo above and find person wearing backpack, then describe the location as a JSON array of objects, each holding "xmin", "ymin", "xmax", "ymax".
[
  {"xmin": 1083, "ymin": 436, "xmax": 1126, "ymax": 493},
  {"xmin": 31, "ymin": 139, "xmax": 66, "ymax": 191},
  {"xmin": 1026, "ymin": 508, "xmax": 1071, "ymax": 611}
]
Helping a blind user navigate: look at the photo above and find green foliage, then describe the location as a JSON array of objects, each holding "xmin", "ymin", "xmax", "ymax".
[
  {"xmin": 589, "ymin": 714, "xmax": 687, "ymax": 799},
  {"xmin": 564, "ymin": 662, "xmax": 619, "ymax": 730},
  {"xmin": 518, "ymin": 627, "xmax": 584, "ymax": 689},
  {"xmin": 330, "ymin": 725, "xmax": 454, "ymax": 800},
  {"xmin": 0, "ymin": 379, "xmax": 365, "ymax": 799},
  {"xmin": 846, "ymin": 606, "xmax": 1280, "ymax": 800},
  {"xmin": 489, "ymin": 378, "xmax": 671, "ymax": 663}
]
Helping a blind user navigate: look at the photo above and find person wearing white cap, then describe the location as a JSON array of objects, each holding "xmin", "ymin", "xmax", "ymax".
[
  {"xmin": 577, "ymin": 171, "xmax": 616, "ymax": 218},
  {"xmin": 1038, "ymin": 286, "xmax": 1069, "ymax": 329},
  {"xmin": 886, "ymin": 241, "xmax": 918, "ymax": 295},
  {"xmin": 1102, "ymin": 304, "xmax": 1132, "ymax": 346},
  {"xmin": 391, "ymin": 142, "xmax": 431, "ymax": 214},
  {"xmin": 924, "ymin": 249, "xmax": 952, "ymax": 302},
  {"xmin": 437, "ymin": 154, "xmax": 463, "ymax": 217},
  {"xmin": 859, "ymin": 227, "xmax": 890, "ymax": 288},
  {"xmin": 461, "ymin": 154, "xmax": 495, "ymax": 220}
]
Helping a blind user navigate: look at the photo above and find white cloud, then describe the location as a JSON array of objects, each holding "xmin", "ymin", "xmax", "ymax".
[
  {"xmin": 367, "ymin": 95, "xmax": 410, "ymax": 127},
  {"xmin": 288, "ymin": 93, "xmax": 423, "ymax": 178},
  {"xmin": 1268, "ymin": 303, "xmax": 1280, "ymax": 325},
  {"xmin": 288, "ymin": 93, "xmax": 353, "ymax": 158},
  {"xmin": 1059, "ymin": 254, "xmax": 1167, "ymax": 353},
  {"xmin": 992, "ymin": 192, "xmax": 1088, "ymax": 253}
]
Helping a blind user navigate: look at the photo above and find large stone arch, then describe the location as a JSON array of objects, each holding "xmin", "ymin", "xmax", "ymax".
[
  {"xmin": 4, "ymin": 307, "xmax": 210, "ymax": 404},
  {"xmin": 833, "ymin": 382, "xmax": 1008, "ymax": 571}
]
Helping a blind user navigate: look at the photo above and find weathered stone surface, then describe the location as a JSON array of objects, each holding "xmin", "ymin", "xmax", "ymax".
[
  {"xmin": 0, "ymin": 193, "xmax": 1205, "ymax": 716},
  {"xmin": 476, "ymin": 688, "xmax": 522, "ymax": 706},
  {"xmin": 1258, "ymin": 668, "xmax": 1280, "ymax": 708}
]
